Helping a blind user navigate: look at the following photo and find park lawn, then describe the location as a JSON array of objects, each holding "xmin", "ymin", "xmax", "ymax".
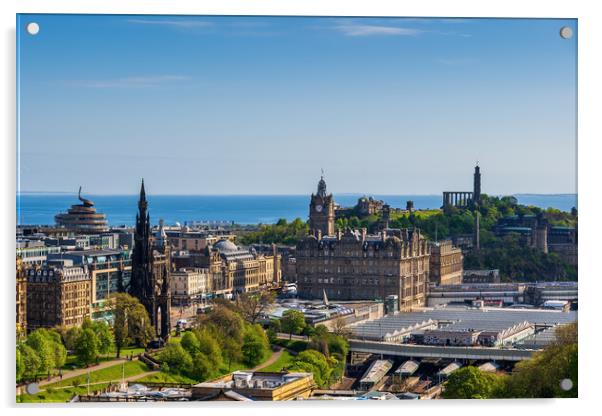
[
  {"xmin": 61, "ymin": 354, "xmax": 114, "ymax": 371},
  {"xmin": 60, "ymin": 346, "xmax": 146, "ymax": 371},
  {"xmin": 17, "ymin": 383, "xmax": 110, "ymax": 403},
  {"xmin": 257, "ymin": 350, "xmax": 294, "ymax": 373},
  {"xmin": 135, "ymin": 371, "xmax": 197, "ymax": 384},
  {"xmin": 47, "ymin": 360, "xmax": 150, "ymax": 389},
  {"xmin": 116, "ymin": 345, "xmax": 146, "ymax": 356},
  {"xmin": 390, "ymin": 209, "xmax": 441, "ymax": 220}
]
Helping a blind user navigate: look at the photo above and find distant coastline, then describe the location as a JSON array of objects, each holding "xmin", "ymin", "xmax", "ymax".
[
  {"xmin": 18, "ymin": 192, "xmax": 578, "ymax": 197},
  {"xmin": 16, "ymin": 193, "xmax": 578, "ymax": 227}
]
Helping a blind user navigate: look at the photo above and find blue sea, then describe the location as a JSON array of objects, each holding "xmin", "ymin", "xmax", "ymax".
[{"xmin": 16, "ymin": 194, "xmax": 578, "ymax": 226}]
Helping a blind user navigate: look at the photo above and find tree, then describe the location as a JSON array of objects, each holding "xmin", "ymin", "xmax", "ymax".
[
  {"xmin": 235, "ymin": 290, "xmax": 276, "ymax": 323},
  {"xmin": 503, "ymin": 323, "xmax": 578, "ymax": 398},
  {"xmin": 16, "ymin": 346, "xmax": 24, "ymax": 382},
  {"xmin": 181, "ymin": 331, "xmax": 201, "ymax": 355},
  {"xmin": 74, "ymin": 328, "xmax": 100, "ymax": 365},
  {"xmin": 302, "ymin": 325, "xmax": 316, "ymax": 337},
  {"xmin": 110, "ymin": 293, "xmax": 155, "ymax": 357},
  {"xmin": 269, "ymin": 319, "xmax": 281, "ymax": 333},
  {"xmin": 194, "ymin": 328, "xmax": 223, "ymax": 369},
  {"xmin": 198, "ymin": 305, "xmax": 245, "ymax": 346},
  {"xmin": 289, "ymin": 350, "xmax": 332, "ymax": 388},
  {"xmin": 94, "ymin": 322, "xmax": 114, "ymax": 355},
  {"xmin": 62, "ymin": 327, "xmax": 81, "ymax": 351},
  {"xmin": 50, "ymin": 337, "xmax": 67, "ymax": 370},
  {"xmin": 313, "ymin": 324, "xmax": 329, "ymax": 338},
  {"xmin": 242, "ymin": 324, "xmax": 270, "ymax": 366},
  {"xmin": 18, "ymin": 343, "xmax": 41, "ymax": 381},
  {"xmin": 327, "ymin": 335, "xmax": 349, "ymax": 358},
  {"xmin": 281, "ymin": 310, "xmax": 306, "ymax": 339},
  {"xmin": 129, "ymin": 303, "xmax": 155, "ymax": 347},
  {"xmin": 158, "ymin": 343, "xmax": 193, "ymax": 374},
  {"xmin": 308, "ymin": 337, "xmax": 329, "ymax": 357},
  {"xmin": 331, "ymin": 317, "xmax": 351, "ymax": 338},
  {"xmin": 190, "ymin": 352, "xmax": 215, "ymax": 381},
  {"xmin": 221, "ymin": 337, "xmax": 242, "ymax": 371},
  {"xmin": 25, "ymin": 330, "xmax": 55, "ymax": 375},
  {"xmin": 82, "ymin": 318, "xmax": 114, "ymax": 356},
  {"xmin": 443, "ymin": 367, "xmax": 506, "ymax": 399}
]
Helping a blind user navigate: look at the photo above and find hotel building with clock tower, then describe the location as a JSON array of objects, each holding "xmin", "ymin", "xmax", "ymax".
[
  {"xmin": 297, "ymin": 174, "xmax": 430, "ymax": 310},
  {"xmin": 309, "ymin": 175, "xmax": 336, "ymax": 238}
]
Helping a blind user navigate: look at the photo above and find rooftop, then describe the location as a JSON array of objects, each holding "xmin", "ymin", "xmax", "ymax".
[{"xmin": 349, "ymin": 306, "xmax": 577, "ymax": 341}]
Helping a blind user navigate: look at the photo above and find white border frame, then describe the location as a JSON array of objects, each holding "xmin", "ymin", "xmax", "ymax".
[{"xmin": 2, "ymin": 1, "xmax": 600, "ymax": 415}]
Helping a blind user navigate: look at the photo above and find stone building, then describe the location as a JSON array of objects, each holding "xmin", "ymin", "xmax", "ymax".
[
  {"xmin": 493, "ymin": 214, "xmax": 577, "ymax": 265},
  {"xmin": 309, "ymin": 175, "xmax": 335, "ymax": 238},
  {"xmin": 16, "ymin": 257, "xmax": 27, "ymax": 335},
  {"xmin": 463, "ymin": 269, "xmax": 501, "ymax": 284},
  {"xmin": 170, "ymin": 268, "xmax": 211, "ymax": 306},
  {"xmin": 548, "ymin": 226, "xmax": 578, "ymax": 266},
  {"xmin": 48, "ymin": 249, "xmax": 132, "ymax": 321},
  {"xmin": 297, "ymin": 176, "xmax": 430, "ymax": 310},
  {"xmin": 129, "ymin": 180, "xmax": 171, "ymax": 339},
  {"xmin": 210, "ymin": 240, "xmax": 281, "ymax": 295},
  {"xmin": 356, "ymin": 196, "xmax": 385, "ymax": 217},
  {"xmin": 166, "ymin": 229, "xmax": 236, "ymax": 253},
  {"xmin": 171, "ymin": 240, "xmax": 281, "ymax": 297},
  {"xmin": 192, "ymin": 371, "xmax": 315, "ymax": 401},
  {"xmin": 442, "ymin": 164, "xmax": 482, "ymax": 209},
  {"xmin": 26, "ymin": 259, "xmax": 91, "ymax": 330},
  {"xmin": 429, "ymin": 240, "xmax": 463, "ymax": 285}
]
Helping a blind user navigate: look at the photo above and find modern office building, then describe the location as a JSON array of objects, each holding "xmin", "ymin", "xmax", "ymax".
[
  {"xmin": 54, "ymin": 187, "xmax": 109, "ymax": 233},
  {"xmin": 16, "ymin": 239, "xmax": 61, "ymax": 265}
]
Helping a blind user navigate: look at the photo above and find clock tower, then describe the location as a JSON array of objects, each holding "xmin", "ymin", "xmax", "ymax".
[{"xmin": 309, "ymin": 174, "xmax": 335, "ymax": 237}]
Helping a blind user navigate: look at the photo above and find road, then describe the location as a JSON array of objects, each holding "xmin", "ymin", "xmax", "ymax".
[
  {"xmin": 251, "ymin": 348, "xmax": 284, "ymax": 372},
  {"xmin": 40, "ymin": 370, "xmax": 160, "ymax": 393},
  {"xmin": 38, "ymin": 357, "xmax": 130, "ymax": 387},
  {"xmin": 349, "ymin": 339, "xmax": 537, "ymax": 361}
]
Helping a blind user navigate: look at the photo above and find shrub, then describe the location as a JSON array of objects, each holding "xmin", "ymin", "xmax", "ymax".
[{"xmin": 157, "ymin": 343, "xmax": 192, "ymax": 374}]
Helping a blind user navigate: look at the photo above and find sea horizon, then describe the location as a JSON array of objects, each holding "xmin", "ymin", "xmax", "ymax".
[{"xmin": 16, "ymin": 193, "xmax": 578, "ymax": 227}]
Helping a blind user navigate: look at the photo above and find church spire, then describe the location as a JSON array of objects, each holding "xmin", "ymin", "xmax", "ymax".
[
  {"xmin": 138, "ymin": 178, "xmax": 148, "ymax": 213},
  {"xmin": 140, "ymin": 178, "xmax": 146, "ymax": 202}
]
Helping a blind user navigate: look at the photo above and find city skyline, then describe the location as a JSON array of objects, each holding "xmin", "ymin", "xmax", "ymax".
[{"xmin": 18, "ymin": 15, "xmax": 577, "ymax": 195}]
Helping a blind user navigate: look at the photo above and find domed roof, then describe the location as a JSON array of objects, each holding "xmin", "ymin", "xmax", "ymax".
[{"xmin": 214, "ymin": 239, "xmax": 238, "ymax": 253}]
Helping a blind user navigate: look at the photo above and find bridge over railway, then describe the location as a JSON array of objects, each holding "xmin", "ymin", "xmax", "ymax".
[{"xmin": 349, "ymin": 339, "xmax": 537, "ymax": 361}]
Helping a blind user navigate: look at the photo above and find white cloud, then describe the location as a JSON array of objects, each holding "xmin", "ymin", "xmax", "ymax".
[
  {"xmin": 335, "ymin": 24, "xmax": 424, "ymax": 37},
  {"xmin": 65, "ymin": 75, "xmax": 191, "ymax": 88}
]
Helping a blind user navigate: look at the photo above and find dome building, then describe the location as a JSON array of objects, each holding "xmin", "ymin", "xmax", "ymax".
[{"xmin": 208, "ymin": 238, "xmax": 281, "ymax": 295}]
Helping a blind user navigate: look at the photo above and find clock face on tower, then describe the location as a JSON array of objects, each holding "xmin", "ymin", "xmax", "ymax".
[{"xmin": 315, "ymin": 204, "xmax": 323, "ymax": 212}]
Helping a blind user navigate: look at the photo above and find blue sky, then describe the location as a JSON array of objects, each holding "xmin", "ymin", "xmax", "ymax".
[{"xmin": 17, "ymin": 15, "xmax": 577, "ymax": 195}]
